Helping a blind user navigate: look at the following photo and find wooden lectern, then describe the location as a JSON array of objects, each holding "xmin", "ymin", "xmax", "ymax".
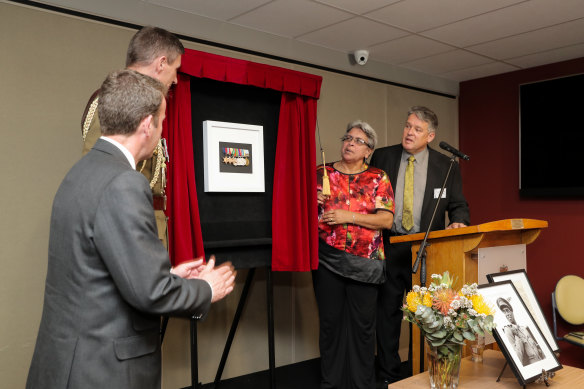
[{"xmin": 390, "ymin": 218, "xmax": 548, "ymax": 375}]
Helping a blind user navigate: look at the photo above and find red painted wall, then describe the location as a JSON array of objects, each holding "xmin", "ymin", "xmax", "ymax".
[{"xmin": 459, "ymin": 57, "xmax": 584, "ymax": 368}]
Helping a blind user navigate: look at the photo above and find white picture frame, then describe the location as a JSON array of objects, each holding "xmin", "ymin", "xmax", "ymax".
[
  {"xmin": 202, "ymin": 120, "xmax": 265, "ymax": 192},
  {"xmin": 487, "ymin": 269, "xmax": 559, "ymax": 352},
  {"xmin": 478, "ymin": 281, "xmax": 561, "ymax": 385}
]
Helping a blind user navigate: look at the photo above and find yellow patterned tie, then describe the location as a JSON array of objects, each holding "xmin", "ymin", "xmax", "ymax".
[{"xmin": 402, "ymin": 155, "xmax": 415, "ymax": 231}]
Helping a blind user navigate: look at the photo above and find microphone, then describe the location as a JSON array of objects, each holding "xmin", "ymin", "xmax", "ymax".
[{"xmin": 439, "ymin": 141, "xmax": 470, "ymax": 161}]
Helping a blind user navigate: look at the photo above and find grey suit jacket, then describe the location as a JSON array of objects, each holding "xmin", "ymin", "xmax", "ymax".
[
  {"xmin": 27, "ymin": 139, "xmax": 212, "ymax": 389},
  {"xmin": 370, "ymin": 144, "xmax": 470, "ymax": 235}
]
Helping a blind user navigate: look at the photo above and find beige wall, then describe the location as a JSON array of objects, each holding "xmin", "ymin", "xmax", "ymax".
[{"xmin": 0, "ymin": 2, "xmax": 458, "ymax": 388}]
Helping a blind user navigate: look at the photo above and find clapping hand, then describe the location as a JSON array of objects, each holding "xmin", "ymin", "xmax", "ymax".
[
  {"xmin": 198, "ymin": 256, "xmax": 236, "ymax": 303},
  {"xmin": 171, "ymin": 257, "xmax": 206, "ymax": 278},
  {"xmin": 171, "ymin": 256, "xmax": 236, "ymax": 303}
]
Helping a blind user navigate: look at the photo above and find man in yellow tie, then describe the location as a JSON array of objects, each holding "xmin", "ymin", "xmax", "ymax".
[{"xmin": 369, "ymin": 106, "xmax": 470, "ymax": 386}]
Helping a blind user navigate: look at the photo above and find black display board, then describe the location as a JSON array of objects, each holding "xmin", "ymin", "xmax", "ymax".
[
  {"xmin": 520, "ymin": 73, "xmax": 584, "ymax": 197},
  {"xmin": 190, "ymin": 77, "xmax": 281, "ymax": 268}
]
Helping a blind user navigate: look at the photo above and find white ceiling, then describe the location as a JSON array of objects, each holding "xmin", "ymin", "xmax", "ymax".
[
  {"xmin": 23, "ymin": 0, "xmax": 584, "ymax": 94},
  {"xmin": 148, "ymin": 0, "xmax": 584, "ymax": 80}
]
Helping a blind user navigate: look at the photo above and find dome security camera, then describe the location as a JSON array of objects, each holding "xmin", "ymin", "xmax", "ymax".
[{"xmin": 353, "ymin": 50, "xmax": 369, "ymax": 65}]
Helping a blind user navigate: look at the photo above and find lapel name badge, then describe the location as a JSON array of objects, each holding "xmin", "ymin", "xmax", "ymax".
[{"xmin": 434, "ymin": 188, "xmax": 447, "ymax": 199}]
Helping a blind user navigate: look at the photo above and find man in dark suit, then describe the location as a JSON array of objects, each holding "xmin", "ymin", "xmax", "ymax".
[
  {"xmin": 27, "ymin": 70, "xmax": 236, "ymax": 389},
  {"xmin": 369, "ymin": 106, "xmax": 470, "ymax": 386}
]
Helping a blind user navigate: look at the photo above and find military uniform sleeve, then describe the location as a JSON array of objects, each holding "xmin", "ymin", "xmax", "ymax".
[{"xmin": 81, "ymin": 96, "xmax": 102, "ymax": 155}]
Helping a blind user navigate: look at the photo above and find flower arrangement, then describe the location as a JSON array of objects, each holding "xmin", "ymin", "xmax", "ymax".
[
  {"xmin": 403, "ymin": 271, "xmax": 495, "ymax": 346},
  {"xmin": 402, "ymin": 272, "xmax": 496, "ymax": 388}
]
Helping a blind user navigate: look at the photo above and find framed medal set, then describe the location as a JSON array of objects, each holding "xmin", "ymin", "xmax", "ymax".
[{"xmin": 202, "ymin": 120, "xmax": 265, "ymax": 193}]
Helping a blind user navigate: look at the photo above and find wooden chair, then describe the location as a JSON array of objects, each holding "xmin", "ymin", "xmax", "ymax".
[{"xmin": 551, "ymin": 275, "xmax": 584, "ymax": 348}]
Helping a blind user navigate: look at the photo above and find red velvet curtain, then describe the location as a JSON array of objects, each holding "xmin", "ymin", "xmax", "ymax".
[
  {"xmin": 164, "ymin": 48, "xmax": 322, "ymax": 270},
  {"xmin": 272, "ymin": 93, "xmax": 319, "ymax": 271},
  {"xmin": 162, "ymin": 73, "xmax": 205, "ymax": 265}
]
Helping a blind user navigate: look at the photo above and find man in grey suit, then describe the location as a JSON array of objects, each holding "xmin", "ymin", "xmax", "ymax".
[
  {"xmin": 27, "ymin": 70, "xmax": 236, "ymax": 389},
  {"xmin": 370, "ymin": 106, "xmax": 470, "ymax": 386}
]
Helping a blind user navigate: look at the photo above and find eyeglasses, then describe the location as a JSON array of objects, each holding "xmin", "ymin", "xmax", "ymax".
[{"xmin": 341, "ymin": 135, "xmax": 370, "ymax": 147}]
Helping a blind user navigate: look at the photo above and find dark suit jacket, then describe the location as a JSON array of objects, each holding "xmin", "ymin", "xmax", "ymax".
[
  {"xmin": 370, "ymin": 144, "xmax": 470, "ymax": 237},
  {"xmin": 27, "ymin": 139, "xmax": 212, "ymax": 389}
]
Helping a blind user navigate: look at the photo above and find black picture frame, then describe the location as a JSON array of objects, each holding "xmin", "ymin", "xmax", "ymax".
[
  {"xmin": 487, "ymin": 269, "xmax": 559, "ymax": 352},
  {"xmin": 478, "ymin": 281, "xmax": 562, "ymax": 385}
]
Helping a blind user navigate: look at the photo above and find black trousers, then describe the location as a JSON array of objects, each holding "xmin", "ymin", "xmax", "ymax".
[
  {"xmin": 376, "ymin": 242, "xmax": 412, "ymax": 382},
  {"xmin": 313, "ymin": 265, "xmax": 378, "ymax": 389}
]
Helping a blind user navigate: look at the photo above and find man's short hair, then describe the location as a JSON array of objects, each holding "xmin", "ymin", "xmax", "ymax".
[
  {"xmin": 98, "ymin": 70, "xmax": 165, "ymax": 136},
  {"xmin": 408, "ymin": 106, "xmax": 439, "ymax": 133},
  {"xmin": 126, "ymin": 26, "xmax": 185, "ymax": 67}
]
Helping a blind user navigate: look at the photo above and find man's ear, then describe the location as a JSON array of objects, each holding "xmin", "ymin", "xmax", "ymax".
[
  {"xmin": 140, "ymin": 114, "xmax": 154, "ymax": 136},
  {"xmin": 157, "ymin": 56, "xmax": 167, "ymax": 72},
  {"xmin": 427, "ymin": 131, "xmax": 436, "ymax": 144}
]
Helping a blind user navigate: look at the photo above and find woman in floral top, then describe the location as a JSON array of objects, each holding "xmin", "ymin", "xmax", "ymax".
[{"xmin": 314, "ymin": 120, "xmax": 394, "ymax": 389}]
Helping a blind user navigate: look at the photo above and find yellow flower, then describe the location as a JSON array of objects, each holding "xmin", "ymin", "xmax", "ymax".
[
  {"xmin": 470, "ymin": 294, "xmax": 495, "ymax": 316},
  {"xmin": 406, "ymin": 291, "xmax": 422, "ymax": 312},
  {"xmin": 422, "ymin": 292, "xmax": 433, "ymax": 307}
]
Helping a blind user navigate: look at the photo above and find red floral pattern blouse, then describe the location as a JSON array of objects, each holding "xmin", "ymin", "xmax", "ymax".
[{"xmin": 317, "ymin": 163, "xmax": 394, "ymax": 260}]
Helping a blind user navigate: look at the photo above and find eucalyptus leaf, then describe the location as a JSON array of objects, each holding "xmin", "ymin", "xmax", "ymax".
[
  {"xmin": 433, "ymin": 329, "xmax": 447, "ymax": 339},
  {"xmin": 421, "ymin": 307, "xmax": 433, "ymax": 319},
  {"xmin": 462, "ymin": 331, "xmax": 475, "ymax": 341},
  {"xmin": 422, "ymin": 324, "xmax": 435, "ymax": 333},
  {"xmin": 428, "ymin": 320, "xmax": 441, "ymax": 329},
  {"xmin": 430, "ymin": 338, "xmax": 446, "ymax": 347}
]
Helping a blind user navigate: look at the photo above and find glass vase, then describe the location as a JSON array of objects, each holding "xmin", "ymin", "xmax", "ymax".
[
  {"xmin": 426, "ymin": 339, "xmax": 462, "ymax": 389},
  {"xmin": 470, "ymin": 335, "xmax": 485, "ymax": 363}
]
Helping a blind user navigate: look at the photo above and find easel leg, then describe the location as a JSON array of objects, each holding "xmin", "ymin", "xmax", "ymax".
[
  {"xmin": 208, "ymin": 266, "xmax": 276, "ymax": 389},
  {"xmin": 496, "ymin": 361, "xmax": 507, "ymax": 382},
  {"xmin": 161, "ymin": 316, "xmax": 169, "ymax": 344},
  {"xmin": 191, "ymin": 317, "xmax": 200, "ymax": 389},
  {"xmin": 214, "ymin": 268, "xmax": 256, "ymax": 388}
]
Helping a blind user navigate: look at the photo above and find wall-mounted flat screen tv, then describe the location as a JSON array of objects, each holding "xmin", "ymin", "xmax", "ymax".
[{"xmin": 520, "ymin": 73, "xmax": 584, "ymax": 197}]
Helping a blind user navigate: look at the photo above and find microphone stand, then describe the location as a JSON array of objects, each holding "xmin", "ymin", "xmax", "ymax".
[{"xmin": 411, "ymin": 153, "xmax": 457, "ymax": 373}]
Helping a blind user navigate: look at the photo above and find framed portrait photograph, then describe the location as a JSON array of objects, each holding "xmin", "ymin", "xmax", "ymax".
[
  {"xmin": 478, "ymin": 281, "xmax": 562, "ymax": 385},
  {"xmin": 487, "ymin": 269, "xmax": 559, "ymax": 352},
  {"xmin": 202, "ymin": 120, "xmax": 265, "ymax": 192}
]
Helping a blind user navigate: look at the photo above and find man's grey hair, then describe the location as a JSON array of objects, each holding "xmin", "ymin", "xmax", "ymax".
[
  {"xmin": 408, "ymin": 106, "xmax": 438, "ymax": 133},
  {"xmin": 98, "ymin": 70, "xmax": 165, "ymax": 136},
  {"xmin": 345, "ymin": 120, "xmax": 377, "ymax": 149}
]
